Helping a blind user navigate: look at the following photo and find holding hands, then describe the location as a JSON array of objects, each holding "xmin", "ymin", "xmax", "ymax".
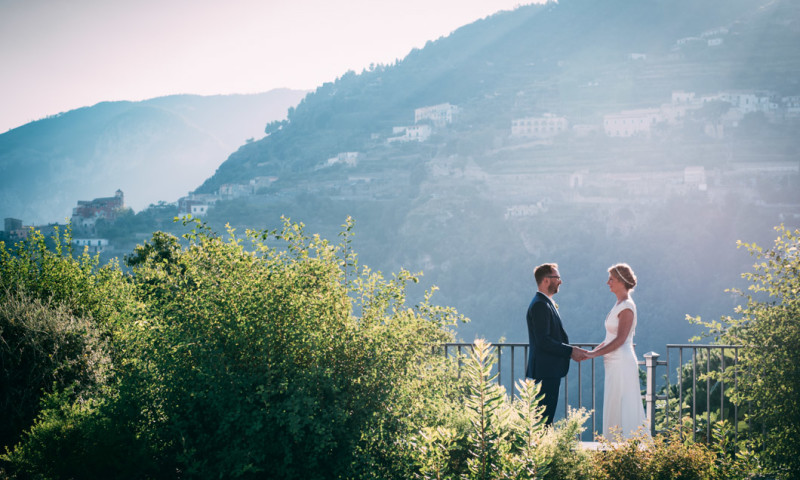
[
  {"xmin": 571, "ymin": 346, "xmax": 601, "ymax": 362},
  {"xmin": 571, "ymin": 346, "xmax": 591, "ymax": 362}
]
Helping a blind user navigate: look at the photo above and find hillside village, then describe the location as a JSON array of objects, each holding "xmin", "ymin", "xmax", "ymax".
[
  {"xmin": 5, "ymin": 85, "xmax": 798, "ymax": 256},
  {"xmin": 2, "ymin": 190, "xmax": 126, "ymax": 253},
  {"xmin": 4, "ymin": 4, "xmax": 800, "ymax": 259},
  {"xmin": 176, "ymin": 88, "xmax": 800, "ymax": 217}
]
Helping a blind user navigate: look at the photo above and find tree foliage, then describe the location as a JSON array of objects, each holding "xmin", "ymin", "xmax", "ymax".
[
  {"xmin": 691, "ymin": 224, "xmax": 800, "ymax": 478},
  {"xmin": 0, "ymin": 292, "xmax": 111, "ymax": 451},
  {"xmin": 1, "ymin": 218, "xmax": 465, "ymax": 479},
  {"xmin": 408, "ymin": 339, "xmax": 584, "ymax": 480},
  {"xmin": 1, "ymin": 220, "xmax": 784, "ymax": 479},
  {"xmin": 0, "ymin": 227, "xmax": 128, "ymax": 453},
  {"xmin": 117, "ymin": 218, "xmax": 461, "ymax": 478}
]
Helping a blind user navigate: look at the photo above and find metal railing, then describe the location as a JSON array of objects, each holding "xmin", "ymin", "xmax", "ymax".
[
  {"xmin": 664, "ymin": 344, "xmax": 746, "ymax": 441},
  {"xmin": 440, "ymin": 342, "xmax": 744, "ymax": 442}
]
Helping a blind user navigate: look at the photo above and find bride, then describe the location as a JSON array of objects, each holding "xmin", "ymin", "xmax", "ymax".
[{"xmin": 587, "ymin": 263, "xmax": 649, "ymax": 440}]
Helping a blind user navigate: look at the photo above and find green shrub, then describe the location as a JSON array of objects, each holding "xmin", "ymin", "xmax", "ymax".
[
  {"xmin": 410, "ymin": 426, "xmax": 461, "ymax": 480},
  {"xmin": 119, "ymin": 218, "xmax": 460, "ymax": 479},
  {"xmin": 643, "ymin": 432, "xmax": 715, "ymax": 480},
  {"xmin": 373, "ymin": 346, "xmax": 470, "ymax": 480},
  {"xmin": 690, "ymin": 225, "xmax": 800, "ymax": 478},
  {"xmin": 590, "ymin": 432, "xmax": 651, "ymax": 480},
  {"xmin": 0, "ymin": 225, "xmax": 134, "ymax": 457},
  {"xmin": 0, "ymin": 227, "xmax": 134, "ymax": 328},
  {"xmin": 0, "ymin": 291, "xmax": 111, "ymax": 452},
  {"xmin": 461, "ymin": 339, "xmax": 514, "ymax": 480},
  {"xmin": 507, "ymin": 375, "xmax": 553, "ymax": 480},
  {"xmin": 535, "ymin": 409, "xmax": 593, "ymax": 480},
  {"xmin": 589, "ymin": 424, "xmax": 759, "ymax": 480},
  {"xmin": 1, "ymin": 388, "xmax": 154, "ymax": 480},
  {"xmin": 408, "ymin": 339, "xmax": 594, "ymax": 480},
  {"xmin": 3, "ymin": 218, "xmax": 466, "ymax": 479},
  {"xmin": 707, "ymin": 420, "xmax": 762, "ymax": 480}
]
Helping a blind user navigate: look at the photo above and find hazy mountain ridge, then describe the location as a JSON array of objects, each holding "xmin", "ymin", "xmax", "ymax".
[{"xmin": 0, "ymin": 89, "xmax": 308, "ymax": 224}]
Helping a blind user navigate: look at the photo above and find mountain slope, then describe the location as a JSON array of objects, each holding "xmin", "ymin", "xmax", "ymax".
[
  {"xmin": 4, "ymin": 0, "xmax": 799, "ymax": 355},
  {"xmin": 0, "ymin": 89, "xmax": 307, "ymax": 223},
  {"xmin": 197, "ymin": 0, "xmax": 799, "ymax": 192},
  {"xmin": 182, "ymin": 0, "xmax": 800, "ymax": 350}
]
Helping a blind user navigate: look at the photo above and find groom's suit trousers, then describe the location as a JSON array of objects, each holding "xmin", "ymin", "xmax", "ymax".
[{"xmin": 537, "ymin": 377, "xmax": 562, "ymax": 425}]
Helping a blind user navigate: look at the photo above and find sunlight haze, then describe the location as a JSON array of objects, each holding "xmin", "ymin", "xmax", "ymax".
[{"xmin": 0, "ymin": 0, "xmax": 541, "ymax": 133}]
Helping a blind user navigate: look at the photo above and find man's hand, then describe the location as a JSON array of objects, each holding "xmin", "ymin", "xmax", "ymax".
[{"xmin": 571, "ymin": 346, "xmax": 589, "ymax": 362}]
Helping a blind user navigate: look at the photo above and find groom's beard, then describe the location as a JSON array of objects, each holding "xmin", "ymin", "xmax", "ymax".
[{"xmin": 548, "ymin": 283, "xmax": 560, "ymax": 296}]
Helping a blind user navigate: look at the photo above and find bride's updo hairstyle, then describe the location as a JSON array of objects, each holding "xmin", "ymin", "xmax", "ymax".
[{"xmin": 609, "ymin": 263, "xmax": 637, "ymax": 291}]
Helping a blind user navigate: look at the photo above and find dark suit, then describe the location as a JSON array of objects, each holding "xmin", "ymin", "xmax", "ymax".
[{"xmin": 525, "ymin": 291, "xmax": 573, "ymax": 425}]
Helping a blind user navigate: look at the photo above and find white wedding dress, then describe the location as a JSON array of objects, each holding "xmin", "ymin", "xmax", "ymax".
[{"xmin": 601, "ymin": 298, "xmax": 649, "ymax": 439}]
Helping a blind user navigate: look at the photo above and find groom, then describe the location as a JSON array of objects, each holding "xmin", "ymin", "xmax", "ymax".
[{"xmin": 525, "ymin": 263, "xmax": 587, "ymax": 425}]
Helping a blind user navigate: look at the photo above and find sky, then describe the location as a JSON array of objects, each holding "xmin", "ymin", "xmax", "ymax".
[{"xmin": 0, "ymin": 0, "xmax": 541, "ymax": 133}]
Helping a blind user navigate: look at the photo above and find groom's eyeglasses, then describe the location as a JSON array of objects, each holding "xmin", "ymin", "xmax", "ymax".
[{"xmin": 546, "ymin": 275, "xmax": 561, "ymax": 280}]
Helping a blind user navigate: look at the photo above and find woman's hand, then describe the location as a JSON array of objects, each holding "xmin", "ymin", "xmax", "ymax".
[{"xmin": 588, "ymin": 342, "xmax": 605, "ymax": 359}]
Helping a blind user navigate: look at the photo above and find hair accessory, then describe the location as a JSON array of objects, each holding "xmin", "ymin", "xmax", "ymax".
[{"xmin": 614, "ymin": 266, "xmax": 634, "ymax": 287}]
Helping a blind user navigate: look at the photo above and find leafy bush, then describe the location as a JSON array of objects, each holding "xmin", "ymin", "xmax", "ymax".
[
  {"xmin": 117, "ymin": 218, "xmax": 463, "ymax": 478},
  {"xmin": 371, "ymin": 343, "xmax": 469, "ymax": 480},
  {"xmin": 590, "ymin": 436, "xmax": 651, "ymax": 480},
  {"xmin": 2, "ymin": 388, "xmax": 153, "ymax": 480},
  {"xmin": 408, "ymin": 339, "xmax": 595, "ymax": 480},
  {"xmin": 1, "ymin": 218, "xmax": 467, "ymax": 479},
  {"xmin": 589, "ymin": 423, "xmax": 761, "ymax": 480},
  {"xmin": 690, "ymin": 224, "xmax": 800, "ymax": 478},
  {"xmin": 706, "ymin": 420, "xmax": 762, "ymax": 480},
  {"xmin": 538, "ymin": 410, "xmax": 594, "ymax": 480},
  {"xmin": 0, "ymin": 221, "xmax": 774, "ymax": 479},
  {"xmin": 592, "ymin": 430, "xmax": 715, "ymax": 480},
  {"xmin": 461, "ymin": 339, "xmax": 514, "ymax": 479},
  {"xmin": 410, "ymin": 425, "xmax": 462, "ymax": 480},
  {"xmin": 0, "ymin": 291, "xmax": 111, "ymax": 453},
  {"xmin": 0, "ymin": 227, "xmax": 133, "ymax": 328}
]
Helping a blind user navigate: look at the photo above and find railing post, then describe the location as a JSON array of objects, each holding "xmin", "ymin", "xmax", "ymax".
[{"xmin": 644, "ymin": 351, "xmax": 660, "ymax": 437}]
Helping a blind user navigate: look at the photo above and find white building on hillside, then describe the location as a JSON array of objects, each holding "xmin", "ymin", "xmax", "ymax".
[
  {"xmin": 388, "ymin": 124, "xmax": 432, "ymax": 143},
  {"xmin": 603, "ymin": 109, "xmax": 664, "ymax": 137},
  {"xmin": 676, "ymin": 36, "xmax": 702, "ymax": 46},
  {"xmin": 702, "ymin": 91, "xmax": 777, "ymax": 115},
  {"xmin": 684, "ymin": 166, "xmax": 707, "ymax": 191},
  {"xmin": 701, "ymin": 27, "xmax": 729, "ymax": 38},
  {"xmin": 191, "ymin": 204, "xmax": 208, "ymax": 216},
  {"xmin": 511, "ymin": 114, "xmax": 568, "ymax": 138},
  {"xmin": 72, "ymin": 238, "xmax": 109, "ymax": 254},
  {"xmin": 415, "ymin": 103, "xmax": 459, "ymax": 126},
  {"xmin": 219, "ymin": 183, "xmax": 252, "ymax": 199},
  {"xmin": 177, "ymin": 193, "xmax": 217, "ymax": 217}
]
